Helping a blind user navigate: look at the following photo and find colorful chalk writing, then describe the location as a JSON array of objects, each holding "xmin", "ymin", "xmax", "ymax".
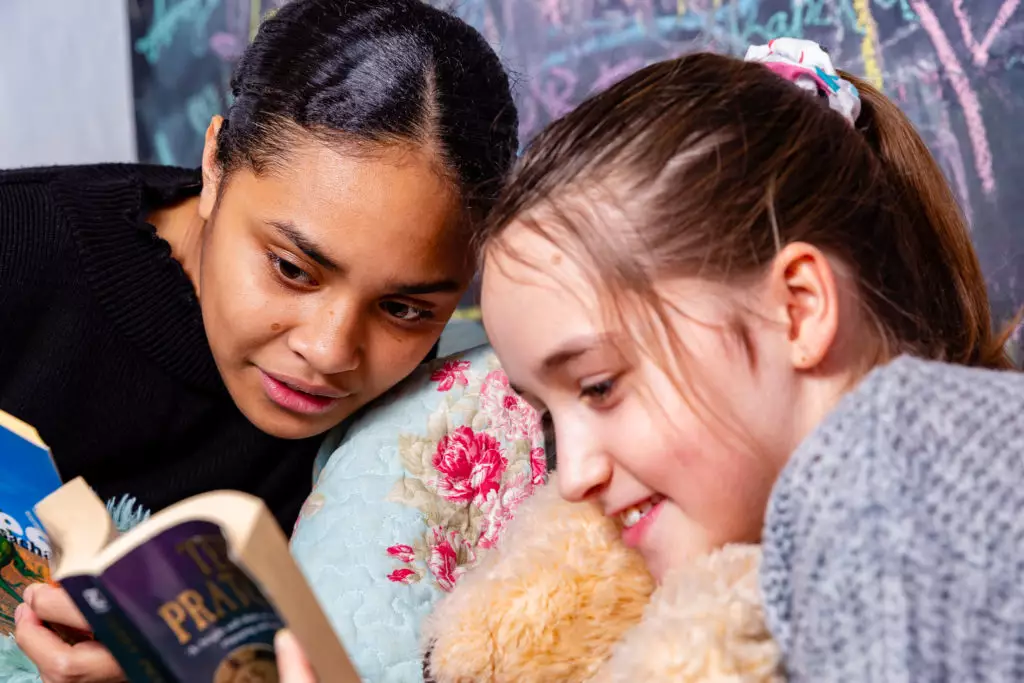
[
  {"xmin": 953, "ymin": 0, "xmax": 1022, "ymax": 67},
  {"xmin": 135, "ymin": 0, "xmax": 222, "ymax": 65},
  {"xmin": 854, "ymin": 0, "xmax": 884, "ymax": 87},
  {"xmin": 127, "ymin": 0, "xmax": 1024, "ymax": 330},
  {"xmin": 909, "ymin": 0, "xmax": 996, "ymax": 194},
  {"xmin": 130, "ymin": 0, "xmax": 281, "ymax": 172}
]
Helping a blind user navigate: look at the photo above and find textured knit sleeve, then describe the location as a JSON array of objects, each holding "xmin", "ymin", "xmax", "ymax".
[{"xmin": 761, "ymin": 356, "xmax": 1024, "ymax": 682}]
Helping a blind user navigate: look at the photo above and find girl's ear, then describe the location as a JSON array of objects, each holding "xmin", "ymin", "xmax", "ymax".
[
  {"xmin": 766, "ymin": 242, "xmax": 840, "ymax": 370},
  {"xmin": 198, "ymin": 116, "xmax": 225, "ymax": 221}
]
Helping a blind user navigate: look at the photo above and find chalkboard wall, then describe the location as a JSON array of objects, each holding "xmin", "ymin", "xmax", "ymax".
[{"xmin": 128, "ymin": 0, "xmax": 1024, "ymax": 337}]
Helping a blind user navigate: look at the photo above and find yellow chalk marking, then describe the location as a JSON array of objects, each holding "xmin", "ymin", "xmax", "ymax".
[
  {"xmin": 451, "ymin": 307, "xmax": 482, "ymax": 322},
  {"xmin": 854, "ymin": 0, "xmax": 883, "ymax": 88}
]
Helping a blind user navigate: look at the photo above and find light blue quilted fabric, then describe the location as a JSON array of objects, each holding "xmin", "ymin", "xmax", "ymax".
[
  {"xmin": 291, "ymin": 344, "xmax": 546, "ymax": 683},
  {"xmin": 291, "ymin": 409, "xmax": 441, "ymax": 683}
]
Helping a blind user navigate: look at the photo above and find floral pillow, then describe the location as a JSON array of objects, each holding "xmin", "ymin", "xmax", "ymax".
[{"xmin": 290, "ymin": 344, "xmax": 547, "ymax": 682}]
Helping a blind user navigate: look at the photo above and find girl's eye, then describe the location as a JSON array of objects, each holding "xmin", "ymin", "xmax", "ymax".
[
  {"xmin": 579, "ymin": 377, "xmax": 618, "ymax": 407},
  {"xmin": 268, "ymin": 253, "xmax": 316, "ymax": 286},
  {"xmin": 380, "ymin": 300, "xmax": 434, "ymax": 323}
]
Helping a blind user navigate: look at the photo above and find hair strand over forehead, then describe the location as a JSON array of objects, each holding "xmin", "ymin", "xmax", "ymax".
[{"xmin": 482, "ymin": 51, "xmax": 1014, "ymax": 373}]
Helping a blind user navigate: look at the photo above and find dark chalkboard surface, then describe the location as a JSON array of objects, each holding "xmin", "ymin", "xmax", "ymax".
[
  {"xmin": 128, "ymin": 0, "xmax": 1024, "ymax": 344},
  {"xmin": 128, "ymin": 0, "xmax": 284, "ymax": 166}
]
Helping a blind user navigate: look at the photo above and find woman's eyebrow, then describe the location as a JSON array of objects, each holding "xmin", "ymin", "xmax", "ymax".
[{"xmin": 268, "ymin": 219, "xmax": 341, "ymax": 272}]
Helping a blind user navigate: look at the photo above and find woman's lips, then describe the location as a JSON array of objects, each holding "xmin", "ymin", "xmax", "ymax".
[{"xmin": 259, "ymin": 370, "xmax": 348, "ymax": 415}]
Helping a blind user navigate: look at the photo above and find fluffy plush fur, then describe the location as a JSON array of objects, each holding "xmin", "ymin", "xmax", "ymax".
[{"xmin": 423, "ymin": 477, "xmax": 783, "ymax": 682}]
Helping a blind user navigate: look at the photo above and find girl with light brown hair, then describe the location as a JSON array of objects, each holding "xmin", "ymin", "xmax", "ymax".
[{"xmin": 473, "ymin": 38, "xmax": 1024, "ymax": 679}]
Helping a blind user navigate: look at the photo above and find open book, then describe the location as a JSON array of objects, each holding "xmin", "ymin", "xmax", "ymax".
[{"xmin": 36, "ymin": 476, "xmax": 360, "ymax": 682}]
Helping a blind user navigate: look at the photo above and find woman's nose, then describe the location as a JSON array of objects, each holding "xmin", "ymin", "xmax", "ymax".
[{"xmin": 287, "ymin": 305, "xmax": 363, "ymax": 376}]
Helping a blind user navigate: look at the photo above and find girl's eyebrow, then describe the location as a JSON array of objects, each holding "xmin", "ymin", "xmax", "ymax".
[{"xmin": 537, "ymin": 333, "xmax": 609, "ymax": 374}]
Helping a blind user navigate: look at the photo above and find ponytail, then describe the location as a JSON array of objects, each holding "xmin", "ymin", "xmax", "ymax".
[{"xmin": 842, "ymin": 72, "xmax": 1016, "ymax": 370}]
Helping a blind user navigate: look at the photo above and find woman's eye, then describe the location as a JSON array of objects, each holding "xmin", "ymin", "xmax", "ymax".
[
  {"xmin": 268, "ymin": 253, "xmax": 315, "ymax": 286},
  {"xmin": 381, "ymin": 301, "xmax": 434, "ymax": 323},
  {"xmin": 580, "ymin": 377, "xmax": 618, "ymax": 406}
]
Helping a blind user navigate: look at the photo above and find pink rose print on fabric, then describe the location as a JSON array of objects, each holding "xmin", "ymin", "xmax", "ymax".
[
  {"xmin": 432, "ymin": 426, "xmax": 507, "ymax": 503},
  {"xmin": 427, "ymin": 527, "xmax": 472, "ymax": 592},
  {"xmin": 386, "ymin": 544, "xmax": 416, "ymax": 563},
  {"xmin": 477, "ymin": 473, "xmax": 536, "ymax": 549},
  {"xmin": 479, "ymin": 370, "xmax": 541, "ymax": 441},
  {"xmin": 430, "ymin": 359, "xmax": 472, "ymax": 392},
  {"xmin": 529, "ymin": 447, "xmax": 547, "ymax": 486},
  {"xmin": 387, "ymin": 568, "xmax": 419, "ymax": 584},
  {"xmin": 387, "ymin": 354, "xmax": 550, "ymax": 591}
]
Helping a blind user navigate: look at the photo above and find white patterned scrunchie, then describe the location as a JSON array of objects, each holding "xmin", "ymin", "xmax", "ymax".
[{"xmin": 744, "ymin": 38, "xmax": 862, "ymax": 126}]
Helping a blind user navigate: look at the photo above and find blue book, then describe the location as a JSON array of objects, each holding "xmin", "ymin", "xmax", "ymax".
[{"xmin": 0, "ymin": 410, "xmax": 63, "ymax": 635}]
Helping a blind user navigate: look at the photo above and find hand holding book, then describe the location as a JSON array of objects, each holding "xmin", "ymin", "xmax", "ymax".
[
  {"xmin": 275, "ymin": 630, "xmax": 317, "ymax": 683},
  {"xmin": 14, "ymin": 583, "xmax": 122, "ymax": 682},
  {"xmin": 15, "ymin": 585, "xmax": 319, "ymax": 682},
  {"xmin": 1, "ymin": 409, "xmax": 354, "ymax": 682}
]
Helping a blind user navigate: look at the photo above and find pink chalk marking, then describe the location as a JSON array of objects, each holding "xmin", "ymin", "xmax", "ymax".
[
  {"xmin": 519, "ymin": 97, "xmax": 540, "ymax": 142},
  {"xmin": 593, "ymin": 57, "xmax": 645, "ymax": 93},
  {"xmin": 539, "ymin": 0, "xmax": 564, "ymax": 28},
  {"xmin": 977, "ymin": 0, "xmax": 1021, "ymax": 66},
  {"xmin": 532, "ymin": 67, "xmax": 579, "ymax": 120},
  {"xmin": 209, "ymin": 32, "xmax": 243, "ymax": 62},
  {"xmin": 483, "ymin": 6, "xmax": 500, "ymax": 46},
  {"xmin": 952, "ymin": 0, "xmax": 1021, "ymax": 67},
  {"xmin": 910, "ymin": 0, "xmax": 996, "ymax": 194},
  {"xmin": 940, "ymin": 129, "xmax": 974, "ymax": 224}
]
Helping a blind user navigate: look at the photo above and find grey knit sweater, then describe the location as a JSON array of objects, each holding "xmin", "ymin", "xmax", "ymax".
[{"xmin": 761, "ymin": 354, "xmax": 1024, "ymax": 681}]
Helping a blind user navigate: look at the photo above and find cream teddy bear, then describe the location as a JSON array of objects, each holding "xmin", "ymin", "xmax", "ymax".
[{"xmin": 422, "ymin": 476, "xmax": 783, "ymax": 682}]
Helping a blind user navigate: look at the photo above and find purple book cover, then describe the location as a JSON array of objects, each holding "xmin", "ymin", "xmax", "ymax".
[{"xmin": 98, "ymin": 520, "xmax": 284, "ymax": 682}]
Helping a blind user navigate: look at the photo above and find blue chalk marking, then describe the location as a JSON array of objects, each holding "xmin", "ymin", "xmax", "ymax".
[
  {"xmin": 154, "ymin": 130, "xmax": 176, "ymax": 166},
  {"xmin": 134, "ymin": 0, "xmax": 222, "ymax": 65}
]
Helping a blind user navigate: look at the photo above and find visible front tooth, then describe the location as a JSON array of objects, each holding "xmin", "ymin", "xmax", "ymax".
[{"xmin": 620, "ymin": 500, "xmax": 655, "ymax": 528}]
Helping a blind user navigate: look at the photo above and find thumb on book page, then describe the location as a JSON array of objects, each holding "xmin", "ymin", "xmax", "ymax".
[{"xmin": 275, "ymin": 629, "xmax": 318, "ymax": 683}]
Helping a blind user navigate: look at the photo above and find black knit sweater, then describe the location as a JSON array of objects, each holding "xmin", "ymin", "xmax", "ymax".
[{"xmin": 0, "ymin": 164, "xmax": 322, "ymax": 532}]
